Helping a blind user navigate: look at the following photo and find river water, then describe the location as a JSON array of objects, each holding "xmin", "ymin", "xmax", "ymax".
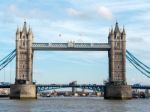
[{"xmin": 0, "ymin": 97, "xmax": 149, "ymax": 112}]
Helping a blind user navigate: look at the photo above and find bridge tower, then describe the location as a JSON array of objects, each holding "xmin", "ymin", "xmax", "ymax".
[
  {"xmin": 15, "ymin": 21, "xmax": 33, "ymax": 84},
  {"xmin": 104, "ymin": 22, "xmax": 132, "ymax": 99},
  {"xmin": 10, "ymin": 22, "xmax": 37, "ymax": 99}
]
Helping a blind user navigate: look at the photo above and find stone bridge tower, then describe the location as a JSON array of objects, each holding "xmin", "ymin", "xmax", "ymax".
[
  {"xmin": 108, "ymin": 22, "xmax": 126, "ymax": 84},
  {"xmin": 104, "ymin": 22, "xmax": 132, "ymax": 99},
  {"xmin": 16, "ymin": 21, "xmax": 33, "ymax": 84},
  {"xmin": 10, "ymin": 22, "xmax": 36, "ymax": 99}
]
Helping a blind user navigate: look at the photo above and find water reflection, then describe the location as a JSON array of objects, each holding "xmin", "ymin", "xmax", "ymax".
[{"xmin": 0, "ymin": 97, "xmax": 149, "ymax": 112}]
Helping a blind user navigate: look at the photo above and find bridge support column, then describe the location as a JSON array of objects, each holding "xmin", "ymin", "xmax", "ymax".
[
  {"xmin": 105, "ymin": 22, "xmax": 132, "ymax": 99},
  {"xmin": 10, "ymin": 84, "xmax": 37, "ymax": 99},
  {"xmin": 104, "ymin": 84, "xmax": 132, "ymax": 99},
  {"xmin": 10, "ymin": 21, "xmax": 36, "ymax": 99}
]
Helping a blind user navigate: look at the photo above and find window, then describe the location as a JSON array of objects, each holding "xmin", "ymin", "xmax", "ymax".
[
  {"xmin": 117, "ymin": 43, "xmax": 120, "ymax": 47},
  {"xmin": 23, "ymin": 42, "xmax": 25, "ymax": 46}
]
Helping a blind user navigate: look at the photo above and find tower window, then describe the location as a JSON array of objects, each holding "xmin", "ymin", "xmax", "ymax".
[
  {"xmin": 117, "ymin": 43, "xmax": 120, "ymax": 47},
  {"xmin": 115, "ymin": 42, "xmax": 117, "ymax": 47},
  {"xmin": 23, "ymin": 42, "xmax": 25, "ymax": 46}
]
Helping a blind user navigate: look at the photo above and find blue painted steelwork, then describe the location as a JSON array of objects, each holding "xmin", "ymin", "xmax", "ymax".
[
  {"xmin": 36, "ymin": 84, "xmax": 150, "ymax": 92},
  {"xmin": 0, "ymin": 49, "xmax": 149, "ymax": 93},
  {"xmin": 0, "ymin": 49, "xmax": 16, "ymax": 71},
  {"xmin": 126, "ymin": 50, "xmax": 150, "ymax": 78},
  {"xmin": 131, "ymin": 85, "xmax": 150, "ymax": 89},
  {"xmin": 0, "ymin": 84, "xmax": 149, "ymax": 91},
  {"xmin": 36, "ymin": 84, "xmax": 104, "ymax": 92}
]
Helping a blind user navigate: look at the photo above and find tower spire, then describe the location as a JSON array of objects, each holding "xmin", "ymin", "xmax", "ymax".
[
  {"xmin": 122, "ymin": 26, "xmax": 126, "ymax": 35},
  {"xmin": 22, "ymin": 21, "xmax": 27, "ymax": 33},
  {"xmin": 16, "ymin": 26, "xmax": 20, "ymax": 34},
  {"xmin": 28, "ymin": 26, "xmax": 32, "ymax": 34},
  {"xmin": 110, "ymin": 27, "xmax": 114, "ymax": 34},
  {"xmin": 114, "ymin": 21, "xmax": 120, "ymax": 33}
]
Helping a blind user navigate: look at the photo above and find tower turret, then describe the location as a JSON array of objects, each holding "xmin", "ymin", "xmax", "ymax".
[
  {"xmin": 122, "ymin": 27, "xmax": 126, "ymax": 36},
  {"xmin": 16, "ymin": 27, "xmax": 20, "ymax": 40},
  {"xmin": 114, "ymin": 21, "xmax": 120, "ymax": 33},
  {"xmin": 28, "ymin": 27, "xmax": 32, "ymax": 35},
  {"xmin": 108, "ymin": 27, "xmax": 114, "ymax": 43},
  {"xmin": 22, "ymin": 21, "xmax": 27, "ymax": 33},
  {"xmin": 122, "ymin": 27, "xmax": 125, "ymax": 34},
  {"xmin": 16, "ymin": 27, "xmax": 20, "ymax": 34},
  {"xmin": 110, "ymin": 27, "xmax": 114, "ymax": 34}
]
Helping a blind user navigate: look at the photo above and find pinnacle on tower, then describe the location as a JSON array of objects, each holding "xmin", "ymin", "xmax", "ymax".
[
  {"xmin": 28, "ymin": 26, "xmax": 32, "ymax": 34},
  {"xmin": 110, "ymin": 27, "xmax": 114, "ymax": 34},
  {"xmin": 114, "ymin": 21, "xmax": 120, "ymax": 33},
  {"xmin": 16, "ymin": 26, "xmax": 20, "ymax": 34},
  {"xmin": 108, "ymin": 28, "xmax": 111, "ymax": 36},
  {"xmin": 122, "ymin": 26, "xmax": 126, "ymax": 35},
  {"xmin": 22, "ymin": 21, "xmax": 27, "ymax": 33}
]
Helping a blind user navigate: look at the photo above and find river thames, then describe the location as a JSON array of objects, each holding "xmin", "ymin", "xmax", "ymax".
[{"xmin": 0, "ymin": 97, "xmax": 149, "ymax": 112}]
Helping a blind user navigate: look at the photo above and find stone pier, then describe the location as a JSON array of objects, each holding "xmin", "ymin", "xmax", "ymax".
[
  {"xmin": 104, "ymin": 84, "xmax": 132, "ymax": 99},
  {"xmin": 10, "ymin": 84, "xmax": 37, "ymax": 99}
]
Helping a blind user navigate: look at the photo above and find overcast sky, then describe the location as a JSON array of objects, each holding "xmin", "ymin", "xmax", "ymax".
[{"xmin": 0, "ymin": 0, "xmax": 149, "ymax": 85}]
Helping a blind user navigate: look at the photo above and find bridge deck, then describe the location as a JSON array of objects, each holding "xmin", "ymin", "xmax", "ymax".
[
  {"xmin": 0, "ymin": 84, "xmax": 149, "ymax": 90},
  {"xmin": 32, "ymin": 43, "xmax": 111, "ymax": 51}
]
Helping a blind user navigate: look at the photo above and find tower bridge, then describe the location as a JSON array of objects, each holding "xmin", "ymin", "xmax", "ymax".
[
  {"xmin": 10, "ymin": 21, "xmax": 132, "ymax": 99},
  {"xmin": 0, "ymin": 21, "xmax": 149, "ymax": 99}
]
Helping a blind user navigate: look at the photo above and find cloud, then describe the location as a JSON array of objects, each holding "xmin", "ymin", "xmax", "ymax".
[
  {"xmin": 32, "ymin": 20, "xmax": 109, "ymax": 44},
  {"xmin": 127, "ymin": 37, "xmax": 145, "ymax": 43},
  {"xmin": 131, "ymin": 12, "xmax": 150, "ymax": 22},
  {"xmin": 66, "ymin": 6, "xmax": 113, "ymax": 20},
  {"xmin": 110, "ymin": 1, "xmax": 150, "ymax": 13},
  {"xmin": 9, "ymin": 4, "xmax": 17, "ymax": 12},
  {"xmin": 8, "ymin": 4, "xmax": 50, "ymax": 19},
  {"xmin": 67, "ymin": 8, "xmax": 81, "ymax": 16},
  {"xmin": 66, "ymin": 8, "xmax": 92, "ymax": 20},
  {"xmin": 96, "ymin": 6, "xmax": 113, "ymax": 20}
]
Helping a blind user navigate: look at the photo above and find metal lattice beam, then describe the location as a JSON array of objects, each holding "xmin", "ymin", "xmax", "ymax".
[{"xmin": 32, "ymin": 43, "xmax": 111, "ymax": 51}]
